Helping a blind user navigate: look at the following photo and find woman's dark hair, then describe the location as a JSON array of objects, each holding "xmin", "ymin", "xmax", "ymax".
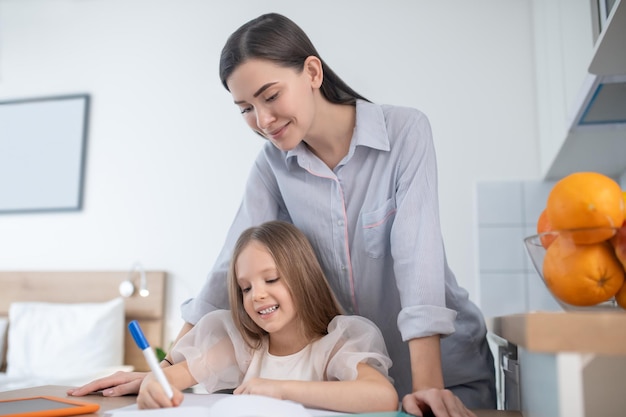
[{"xmin": 219, "ymin": 13, "xmax": 368, "ymax": 105}]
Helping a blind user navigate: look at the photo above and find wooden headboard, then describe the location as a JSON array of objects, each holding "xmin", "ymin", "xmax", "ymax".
[{"xmin": 0, "ymin": 271, "xmax": 166, "ymax": 372}]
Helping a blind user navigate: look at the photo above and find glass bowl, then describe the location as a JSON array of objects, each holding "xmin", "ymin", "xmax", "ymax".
[{"xmin": 524, "ymin": 227, "xmax": 625, "ymax": 312}]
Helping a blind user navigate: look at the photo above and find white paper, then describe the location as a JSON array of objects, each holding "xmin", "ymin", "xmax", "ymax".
[
  {"xmin": 105, "ymin": 393, "xmax": 348, "ymax": 417},
  {"xmin": 207, "ymin": 394, "xmax": 311, "ymax": 416}
]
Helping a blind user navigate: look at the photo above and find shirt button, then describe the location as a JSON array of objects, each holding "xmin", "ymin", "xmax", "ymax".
[
  {"xmin": 337, "ymin": 220, "xmax": 343, "ymax": 226},
  {"xmin": 340, "ymin": 265, "xmax": 346, "ymax": 270}
]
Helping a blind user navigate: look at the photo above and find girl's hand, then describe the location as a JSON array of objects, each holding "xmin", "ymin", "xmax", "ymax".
[
  {"xmin": 137, "ymin": 373, "xmax": 184, "ymax": 409},
  {"xmin": 402, "ymin": 388, "xmax": 477, "ymax": 417},
  {"xmin": 234, "ymin": 378, "xmax": 285, "ymax": 399},
  {"xmin": 67, "ymin": 371, "xmax": 146, "ymax": 397}
]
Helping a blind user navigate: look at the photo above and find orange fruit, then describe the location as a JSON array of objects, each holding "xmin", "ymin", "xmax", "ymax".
[
  {"xmin": 546, "ymin": 172, "xmax": 624, "ymax": 244},
  {"xmin": 543, "ymin": 236, "xmax": 624, "ymax": 306},
  {"xmin": 610, "ymin": 220, "xmax": 626, "ymax": 268},
  {"xmin": 536, "ymin": 208, "xmax": 556, "ymax": 248}
]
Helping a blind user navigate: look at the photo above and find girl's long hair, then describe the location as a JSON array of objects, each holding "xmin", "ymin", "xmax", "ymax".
[
  {"xmin": 228, "ymin": 221, "xmax": 343, "ymax": 349},
  {"xmin": 219, "ymin": 13, "xmax": 369, "ymax": 105}
]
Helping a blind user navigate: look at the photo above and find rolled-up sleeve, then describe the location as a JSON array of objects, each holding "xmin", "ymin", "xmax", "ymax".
[{"xmin": 388, "ymin": 110, "xmax": 457, "ymax": 339}]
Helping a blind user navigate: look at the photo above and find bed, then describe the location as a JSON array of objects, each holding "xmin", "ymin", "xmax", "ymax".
[{"xmin": 0, "ymin": 271, "xmax": 166, "ymax": 392}]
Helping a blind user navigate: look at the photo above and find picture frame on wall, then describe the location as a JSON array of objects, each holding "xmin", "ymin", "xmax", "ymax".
[{"xmin": 0, "ymin": 94, "xmax": 90, "ymax": 214}]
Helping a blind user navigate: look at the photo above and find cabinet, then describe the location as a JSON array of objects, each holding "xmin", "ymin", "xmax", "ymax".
[
  {"xmin": 589, "ymin": 0, "xmax": 626, "ymax": 75},
  {"xmin": 532, "ymin": 0, "xmax": 626, "ymax": 180},
  {"xmin": 490, "ymin": 312, "xmax": 626, "ymax": 417}
]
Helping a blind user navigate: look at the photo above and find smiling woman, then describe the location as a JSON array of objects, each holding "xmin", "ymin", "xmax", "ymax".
[{"xmin": 69, "ymin": 12, "xmax": 496, "ymax": 417}]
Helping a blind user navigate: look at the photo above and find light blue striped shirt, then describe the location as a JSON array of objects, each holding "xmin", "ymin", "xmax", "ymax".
[{"xmin": 182, "ymin": 100, "xmax": 493, "ymax": 397}]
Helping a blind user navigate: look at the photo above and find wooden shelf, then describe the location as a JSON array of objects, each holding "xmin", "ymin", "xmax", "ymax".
[{"xmin": 491, "ymin": 311, "xmax": 626, "ymax": 355}]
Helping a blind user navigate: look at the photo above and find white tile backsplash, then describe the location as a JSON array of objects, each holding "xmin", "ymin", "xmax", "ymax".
[
  {"xmin": 477, "ymin": 182, "xmax": 524, "ymax": 225},
  {"xmin": 477, "ymin": 179, "xmax": 565, "ymax": 315},
  {"xmin": 522, "ymin": 180, "xmax": 556, "ymax": 225},
  {"xmin": 479, "ymin": 227, "xmax": 527, "ymax": 271},
  {"xmin": 526, "ymin": 272, "xmax": 561, "ymax": 312},
  {"xmin": 480, "ymin": 272, "xmax": 527, "ymax": 318}
]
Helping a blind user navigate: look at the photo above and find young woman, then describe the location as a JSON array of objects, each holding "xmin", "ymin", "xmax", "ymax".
[
  {"xmin": 70, "ymin": 12, "xmax": 495, "ymax": 417},
  {"xmin": 137, "ymin": 221, "xmax": 398, "ymax": 413}
]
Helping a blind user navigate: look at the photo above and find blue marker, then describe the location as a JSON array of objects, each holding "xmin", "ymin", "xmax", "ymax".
[{"xmin": 128, "ymin": 320, "xmax": 174, "ymax": 399}]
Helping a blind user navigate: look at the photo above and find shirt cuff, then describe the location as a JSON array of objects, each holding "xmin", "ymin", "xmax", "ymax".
[{"xmin": 397, "ymin": 305, "xmax": 457, "ymax": 341}]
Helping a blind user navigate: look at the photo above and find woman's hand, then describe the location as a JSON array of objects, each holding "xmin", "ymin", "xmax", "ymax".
[
  {"xmin": 137, "ymin": 373, "xmax": 184, "ymax": 409},
  {"xmin": 402, "ymin": 388, "xmax": 477, "ymax": 417},
  {"xmin": 66, "ymin": 371, "xmax": 147, "ymax": 397}
]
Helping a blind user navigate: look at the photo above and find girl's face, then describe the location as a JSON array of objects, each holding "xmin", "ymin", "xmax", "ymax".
[
  {"xmin": 227, "ymin": 58, "xmax": 321, "ymax": 151},
  {"xmin": 235, "ymin": 240, "xmax": 299, "ymax": 339}
]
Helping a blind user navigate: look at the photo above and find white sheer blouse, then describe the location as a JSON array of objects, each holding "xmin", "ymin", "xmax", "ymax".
[{"xmin": 170, "ymin": 310, "xmax": 393, "ymax": 393}]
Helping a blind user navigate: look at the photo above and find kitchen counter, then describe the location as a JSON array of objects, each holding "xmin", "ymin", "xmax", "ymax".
[
  {"xmin": 489, "ymin": 311, "xmax": 626, "ymax": 417},
  {"xmin": 490, "ymin": 310, "xmax": 626, "ymax": 355},
  {"xmin": 0, "ymin": 385, "xmax": 522, "ymax": 416}
]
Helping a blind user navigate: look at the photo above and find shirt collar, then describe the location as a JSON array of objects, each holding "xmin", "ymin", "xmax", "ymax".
[
  {"xmin": 285, "ymin": 99, "xmax": 390, "ymax": 168},
  {"xmin": 352, "ymin": 99, "xmax": 390, "ymax": 152}
]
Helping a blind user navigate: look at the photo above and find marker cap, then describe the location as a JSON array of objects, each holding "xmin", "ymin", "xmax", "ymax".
[{"xmin": 128, "ymin": 320, "xmax": 149, "ymax": 350}]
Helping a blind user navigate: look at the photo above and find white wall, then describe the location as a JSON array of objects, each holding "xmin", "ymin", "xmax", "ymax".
[{"xmin": 0, "ymin": 0, "xmax": 540, "ymax": 344}]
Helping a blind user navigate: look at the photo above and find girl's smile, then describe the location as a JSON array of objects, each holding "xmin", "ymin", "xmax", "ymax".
[{"xmin": 257, "ymin": 304, "xmax": 279, "ymax": 317}]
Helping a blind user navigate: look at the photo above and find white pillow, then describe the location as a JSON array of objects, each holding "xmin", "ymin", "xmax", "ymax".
[
  {"xmin": 0, "ymin": 317, "xmax": 8, "ymax": 369},
  {"xmin": 6, "ymin": 297, "xmax": 124, "ymax": 378}
]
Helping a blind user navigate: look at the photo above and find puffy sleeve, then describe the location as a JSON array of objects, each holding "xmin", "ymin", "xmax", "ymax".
[
  {"xmin": 320, "ymin": 315, "xmax": 393, "ymax": 383},
  {"xmin": 169, "ymin": 310, "xmax": 252, "ymax": 393}
]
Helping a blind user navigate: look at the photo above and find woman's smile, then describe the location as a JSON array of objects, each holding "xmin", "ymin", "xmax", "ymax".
[{"xmin": 266, "ymin": 122, "xmax": 290, "ymax": 140}]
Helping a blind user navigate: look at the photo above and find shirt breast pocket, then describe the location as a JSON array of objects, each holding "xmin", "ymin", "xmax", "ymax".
[{"xmin": 361, "ymin": 198, "xmax": 396, "ymax": 259}]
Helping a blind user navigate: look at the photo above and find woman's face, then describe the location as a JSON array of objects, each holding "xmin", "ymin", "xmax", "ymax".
[{"xmin": 226, "ymin": 58, "xmax": 320, "ymax": 151}]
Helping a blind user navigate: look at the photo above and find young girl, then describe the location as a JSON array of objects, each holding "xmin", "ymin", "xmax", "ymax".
[{"xmin": 137, "ymin": 221, "xmax": 398, "ymax": 413}]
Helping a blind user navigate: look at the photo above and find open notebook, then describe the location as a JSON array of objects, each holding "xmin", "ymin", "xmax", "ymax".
[{"xmin": 105, "ymin": 393, "xmax": 409, "ymax": 417}]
